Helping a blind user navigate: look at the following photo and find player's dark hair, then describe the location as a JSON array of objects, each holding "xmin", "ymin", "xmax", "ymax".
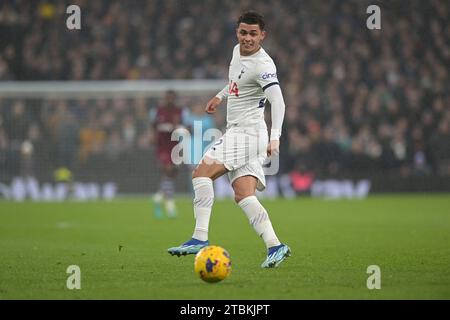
[
  {"xmin": 166, "ymin": 90, "xmax": 176, "ymax": 97},
  {"xmin": 237, "ymin": 11, "xmax": 265, "ymax": 30}
]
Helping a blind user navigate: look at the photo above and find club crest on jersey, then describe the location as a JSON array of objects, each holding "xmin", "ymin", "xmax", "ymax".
[
  {"xmin": 261, "ymin": 72, "xmax": 277, "ymax": 80},
  {"xmin": 238, "ymin": 68, "xmax": 245, "ymax": 79}
]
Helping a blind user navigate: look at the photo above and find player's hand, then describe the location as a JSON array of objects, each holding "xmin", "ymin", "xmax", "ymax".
[
  {"xmin": 267, "ymin": 140, "xmax": 280, "ymax": 157},
  {"xmin": 205, "ymin": 97, "xmax": 221, "ymax": 114}
]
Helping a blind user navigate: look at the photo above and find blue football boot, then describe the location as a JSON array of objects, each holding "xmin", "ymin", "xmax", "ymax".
[
  {"xmin": 261, "ymin": 244, "xmax": 291, "ymax": 268},
  {"xmin": 167, "ymin": 238, "xmax": 209, "ymax": 257}
]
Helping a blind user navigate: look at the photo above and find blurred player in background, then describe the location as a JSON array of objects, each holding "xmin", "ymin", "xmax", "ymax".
[
  {"xmin": 168, "ymin": 12, "xmax": 290, "ymax": 268},
  {"xmin": 150, "ymin": 90, "xmax": 183, "ymax": 218}
]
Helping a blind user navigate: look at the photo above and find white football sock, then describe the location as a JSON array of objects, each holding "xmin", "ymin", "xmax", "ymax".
[
  {"xmin": 238, "ymin": 196, "xmax": 281, "ymax": 249},
  {"xmin": 192, "ymin": 177, "xmax": 214, "ymax": 241},
  {"xmin": 165, "ymin": 199, "xmax": 176, "ymax": 215},
  {"xmin": 153, "ymin": 192, "xmax": 163, "ymax": 203}
]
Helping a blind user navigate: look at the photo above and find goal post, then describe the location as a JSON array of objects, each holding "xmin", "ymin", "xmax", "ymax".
[{"xmin": 0, "ymin": 80, "xmax": 227, "ymax": 98}]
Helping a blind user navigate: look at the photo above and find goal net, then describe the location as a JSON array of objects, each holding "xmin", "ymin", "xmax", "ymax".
[{"xmin": 0, "ymin": 80, "xmax": 226, "ymax": 201}]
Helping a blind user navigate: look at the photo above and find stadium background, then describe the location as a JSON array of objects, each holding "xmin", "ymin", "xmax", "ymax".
[{"xmin": 0, "ymin": 0, "xmax": 449, "ymax": 199}]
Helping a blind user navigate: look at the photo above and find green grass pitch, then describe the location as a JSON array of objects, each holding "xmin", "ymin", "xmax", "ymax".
[{"xmin": 0, "ymin": 194, "xmax": 449, "ymax": 299}]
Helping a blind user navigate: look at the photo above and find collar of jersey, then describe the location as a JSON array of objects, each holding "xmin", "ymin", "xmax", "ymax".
[{"xmin": 239, "ymin": 45, "xmax": 264, "ymax": 58}]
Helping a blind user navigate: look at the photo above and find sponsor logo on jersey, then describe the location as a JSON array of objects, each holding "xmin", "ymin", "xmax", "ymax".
[{"xmin": 261, "ymin": 72, "xmax": 277, "ymax": 80}]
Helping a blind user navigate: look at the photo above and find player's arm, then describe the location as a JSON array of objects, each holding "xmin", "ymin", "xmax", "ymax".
[
  {"xmin": 148, "ymin": 107, "xmax": 158, "ymax": 143},
  {"xmin": 206, "ymin": 84, "xmax": 228, "ymax": 114},
  {"xmin": 256, "ymin": 61, "xmax": 286, "ymax": 155},
  {"xmin": 265, "ymin": 84, "xmax": 286, "ymax": 156}
]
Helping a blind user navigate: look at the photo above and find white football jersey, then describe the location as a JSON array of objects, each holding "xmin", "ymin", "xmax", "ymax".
[{"xmin": 225, "ymin": 44, "xmax": 279, "ymax": 128}]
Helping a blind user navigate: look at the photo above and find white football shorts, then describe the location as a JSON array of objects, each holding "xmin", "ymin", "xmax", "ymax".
[{"xmin": 203, "ymin": 125, "xmax": 268, "ymax": 191}]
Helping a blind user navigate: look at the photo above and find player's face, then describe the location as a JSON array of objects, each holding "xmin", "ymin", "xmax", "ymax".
[
  {"xmin": 236, "ymin": 23, "xmax": 266, "ymax": 56},
  {"xmin": 165, "ymin": 92, "xmax": 176, "ymax": 106}
]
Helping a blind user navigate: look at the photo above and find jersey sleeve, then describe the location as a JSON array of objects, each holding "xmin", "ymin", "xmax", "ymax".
[
  {"xmin": 264, "ymin": 84, "xmax": 286, "ymax": 141},
  {"xmin": 215, "ymin": 84, "xmax": 229, "ymax": 101},
  {"xmin": 149, "ymin": 107, "xmax": 157, "ymax": 123},
  {"xmin": 255, "ymin": 59, "xmax": 279, "ymax": 91}
]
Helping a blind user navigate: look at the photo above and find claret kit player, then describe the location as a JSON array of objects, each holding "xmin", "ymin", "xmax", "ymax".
[{"xmin": 151, "ymin": 90, "xmax": 182, "ymax": 218}]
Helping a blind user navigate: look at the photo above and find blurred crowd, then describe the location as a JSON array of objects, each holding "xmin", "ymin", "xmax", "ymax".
[
  {"xmin": 0, "ymin": 0, "xmax": 449, "ymax": 178},
  {"xmin": 0, "ymin": 96, "xmax": 219, "ymax": 180}
]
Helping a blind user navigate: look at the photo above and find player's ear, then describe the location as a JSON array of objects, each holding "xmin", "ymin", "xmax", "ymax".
[{"xmin": 260, "ymin": 30, "xmax": 266, "ymax": 41}]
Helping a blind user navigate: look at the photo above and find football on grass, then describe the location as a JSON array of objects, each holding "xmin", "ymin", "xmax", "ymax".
[{"xmin": 194, "ymin": 245, "xmax": 232, "ymax": 283}]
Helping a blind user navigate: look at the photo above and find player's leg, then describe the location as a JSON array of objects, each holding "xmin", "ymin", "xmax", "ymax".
[
  {"xmin": 189, "ymin": 158, "xmax": 228, "ymax": 239},
  {"xmin": 153, "ymin": 171, "xmax": 164, "ymax": 220},
  {"xmin": 153, "ymin": 152, "xmax": 168, "ymax": 218},
  {"xmin": 167, "ymin": 157, "xmax": 228, "ymax": 256},
  {"xmin": 233, "ymin": 175, "xmax": 290, "ymax": 268},
  {"xmin": 161, "ymin": 164, "xmax": 177, "ymax": 218},
  {"xmin": 233, "ymin": 175, "xmax": 281, "ymax": 248}
]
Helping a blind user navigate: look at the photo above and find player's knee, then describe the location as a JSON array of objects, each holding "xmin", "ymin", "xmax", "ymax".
[
  {"xmin": 192, "ymin": 164, "xmax": 212, "ymax": 179},
  {"xmin": 192, "ymin": 167, "xmax": 208, "ymax": 179},
  {"xmin": 192, "ymin": 167, "xmax": 200, "ymax": 179},
  {"xmin": 234, "ymin": 192, "xmax": 254, "ymax": 204}
]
